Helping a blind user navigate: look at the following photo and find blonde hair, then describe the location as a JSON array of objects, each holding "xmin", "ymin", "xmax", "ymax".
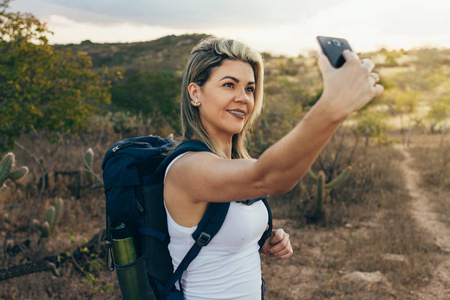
[{"xmin": 180, "ymin": 37, "xmax": 264, "ymax": 159}]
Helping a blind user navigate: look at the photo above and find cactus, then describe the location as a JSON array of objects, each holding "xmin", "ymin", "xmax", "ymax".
[
  {"xmin": 33, "ymin": 198, "xmax": 64, "ymax": 238},
  {"xmin": 256, "ymin": 131, "xmax": 270, "ymax": 154},
  {"xmin": 0, "ymin": 153, "xmax": 13, "ymax": 185},
  {"xmin": 84, "ymin": 148, "xmax": 95, "ymax": 185},
  {"xmin": 52, "ymin": 198, "xmax": 64, "ymax": 234},
  {"xmin": 33, "ymin": 219, "xmax": 49, "ymax": 237},
  {"xmin": 0, "ymin": 152, "xmax": 29, "ymax": 187},
  {"xmin": 307, "ymin": 166, "xmax": 352, "ymax": 220}
]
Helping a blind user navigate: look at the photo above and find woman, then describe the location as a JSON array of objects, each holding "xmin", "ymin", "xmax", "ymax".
[{"xmin": 164, "ymin": 37, "xmax": 383, "ymax": 299}]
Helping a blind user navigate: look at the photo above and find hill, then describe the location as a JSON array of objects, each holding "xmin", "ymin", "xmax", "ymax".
[{"xmin": 54, "ymin": 34, "xmax": 210, "ymax": 73}]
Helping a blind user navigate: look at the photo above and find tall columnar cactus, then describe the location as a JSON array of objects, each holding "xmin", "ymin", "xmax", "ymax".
[
  {"xmin": 307, "ymin": 166, "xmax": 352, "ymax": 220},
  {"xmin": 33, "ymin": 198, "xmax": 64, "ymax": 238},
  {"xmin": 84, "ymin": 148, "xmax": 95, "ymax": 185},
  {"xmin": 0, "ymin": 152, "xmax": 29, "ymax": 187}
]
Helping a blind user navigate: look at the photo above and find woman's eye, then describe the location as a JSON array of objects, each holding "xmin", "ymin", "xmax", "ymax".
[
  {"xmin": 224, "ymin": 83, "xmax": 234, "ymax": 88},
  {"xmin": 246, "ymin": 87, "xmax": 255, "ymax": 93}
]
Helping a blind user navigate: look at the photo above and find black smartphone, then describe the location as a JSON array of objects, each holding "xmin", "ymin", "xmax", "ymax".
[{"xmin": 316, "ymin": 36, "xmax": 353, "ymax": 68}]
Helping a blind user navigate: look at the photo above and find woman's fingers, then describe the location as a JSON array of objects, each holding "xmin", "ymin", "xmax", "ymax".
[
  {"xmin": 317, "ymin": 53, "xmax": 334, "ymax": 76},
  {"xmin": 369, "ymin": 72, "xmax": 380, "ymax": 84},
  {"xmin": 270, "ymin": 229, "xmax": 284, "ymax": 244},
  {"xmin": 318, "ymin": 48, "xmax": 384, "ymax": 114},
  {"xmin": 373, "ymin": 83, "xmax": 384, "ymax": 97},
  {"xmin": 265, "ymin": 229, "xmax": 293, "ymax": 260},
  {"xmin": 270, "ymin": 241, "xmax": 293, "ymax": 259},
  {"xmin": 342, "ymin": 49, "xmax": 359, "ymax": 64},
  {"xmin": 361, "ymin": 58, "xmax": 376, "ymax": 73}
]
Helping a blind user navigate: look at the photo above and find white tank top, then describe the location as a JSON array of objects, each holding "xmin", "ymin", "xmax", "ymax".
[{"xmin": 164, "ymin": 154, "xmax": 268, "ymax": 300}]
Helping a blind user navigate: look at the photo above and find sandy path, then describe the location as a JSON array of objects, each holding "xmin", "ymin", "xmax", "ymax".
[{"xmin": 394, "ymin": 144, "xmax": 450, "ymax": 299}]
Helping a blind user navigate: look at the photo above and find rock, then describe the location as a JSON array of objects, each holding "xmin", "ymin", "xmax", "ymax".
[
  {"xmin": 341, "ymin": 271, "xmax": 392, "ymax": 291},
  {"xmin": 382, "ymin": 253, "xmax": 407, "ymax": 263}
]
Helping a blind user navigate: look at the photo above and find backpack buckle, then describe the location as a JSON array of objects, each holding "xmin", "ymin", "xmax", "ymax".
[{"xmin": 197, "ymin": 232, "xmax": 211, "ymax": 246}]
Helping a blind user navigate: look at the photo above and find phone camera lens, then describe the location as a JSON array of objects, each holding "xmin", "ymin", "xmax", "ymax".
[{"xmin": 332, "ymin": 39, "xmax": 341, "ymax": 46}]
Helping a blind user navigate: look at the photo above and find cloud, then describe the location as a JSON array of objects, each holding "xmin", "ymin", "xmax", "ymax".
[
  {"xmin": 8, "ymin": 0, "xmax": 450, "ymax": 56},
  {"xmin": 11, "ymin": 0, "xmax": 343, "ymax": 28},
  {"xmin": 42, "ymin": 15, "xmax": 190, "ymax": 44}
]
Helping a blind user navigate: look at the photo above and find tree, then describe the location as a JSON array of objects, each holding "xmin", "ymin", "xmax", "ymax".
[
  {"xmin": 0, "ymin": 0, "xmax": 111, "ymax": 152},
  {"xmin": 110, "ymin": 71, "xmax": 181, "ymax": 132},
  {"xmin": 353, "ymin": 109, "xmax": 389, "ymax": 145},
  {"xmin": 427, "ymin": 97, "xmax": 450, "ymax": 133},
  {"xmin": 381, "ymin": 88, "xmax": 420, "ymax": 133}
]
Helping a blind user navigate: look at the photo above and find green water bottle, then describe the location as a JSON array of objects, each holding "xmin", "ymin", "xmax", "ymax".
[{"xmin": 110, "ymin": 221, "xmax": 155, "ymax": 300}]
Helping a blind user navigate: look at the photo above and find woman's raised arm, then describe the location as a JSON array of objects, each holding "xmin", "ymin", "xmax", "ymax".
[{"xmin": 166, "ymin": 51, "xmax": 383, "ymax": 203}]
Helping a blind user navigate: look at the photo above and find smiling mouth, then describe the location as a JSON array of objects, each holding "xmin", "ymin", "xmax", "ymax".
[{"xmin": 227, "ymin": 110, "xmax": 246, "ymax": 119}]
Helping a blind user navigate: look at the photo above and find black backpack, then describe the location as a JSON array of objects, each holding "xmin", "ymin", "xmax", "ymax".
[{"xmin": 102, "ymin": 136, "xmax": 273, "ymax": 300}]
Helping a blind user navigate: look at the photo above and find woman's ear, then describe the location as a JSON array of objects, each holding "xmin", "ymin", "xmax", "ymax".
[{"xmin": 188, "ymin": 83, "xmax": 199, "ymax": 101}]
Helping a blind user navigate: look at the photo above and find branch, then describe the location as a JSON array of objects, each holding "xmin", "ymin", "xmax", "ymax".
[{"xmin": 0, "ymin": 230, "xmax": 106, "ymax": 281}]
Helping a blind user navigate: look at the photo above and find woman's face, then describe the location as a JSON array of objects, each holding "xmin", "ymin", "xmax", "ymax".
[{"xmin": 190, "ymin": 59, "xmax": 256, "ymax": 141}]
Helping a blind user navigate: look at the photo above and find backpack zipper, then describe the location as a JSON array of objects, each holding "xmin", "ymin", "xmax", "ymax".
[{"xmin": 111, "ymin": 141, "xmax": 152, "ymax": 153}]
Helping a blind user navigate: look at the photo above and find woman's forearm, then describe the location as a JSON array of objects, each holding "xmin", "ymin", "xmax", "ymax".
[{"xmin": 254, "ymin": 95, "xmax": 346, "ymax": 195}]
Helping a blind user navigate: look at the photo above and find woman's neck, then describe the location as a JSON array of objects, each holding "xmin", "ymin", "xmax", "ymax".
[
  {"xmin": 211, "ymin": 135, "xmax": 233, "ymax": 159},
  {"xmin": 189, "ymin": 134, "xmax": 233, "ymax": 159}
]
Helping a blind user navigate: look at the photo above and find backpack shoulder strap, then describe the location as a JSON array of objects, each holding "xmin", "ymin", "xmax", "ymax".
[
  {"xmin": 258, "ymin": 197, "xmax": 273, "ymax": 248},
  {"xmin": 160, "ymin": 202, "xmax": 230, "ymax": 299}
]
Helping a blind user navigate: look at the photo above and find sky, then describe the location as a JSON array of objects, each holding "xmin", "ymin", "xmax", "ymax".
[{"xmin": 8, "ymin": 0, "xmax": 450, "ymax": 57}]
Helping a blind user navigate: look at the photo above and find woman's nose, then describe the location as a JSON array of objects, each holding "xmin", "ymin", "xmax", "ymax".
[{"xmin": 234, "ymin": 88, "xmax": 250, "ymax": 103}]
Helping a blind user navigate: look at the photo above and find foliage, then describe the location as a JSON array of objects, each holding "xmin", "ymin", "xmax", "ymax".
[
  {"xmin": 383, "ymin": 50, "xmax": 400, "ymax": 66},
  {"xmin": 387, "ymin": 64, "xmax": 446, "ymax": 93},
  {"xmin": 381, "ymin": 88, "xmax": 420, "ymax": 115},
  {"xmin": 110, "ymin": 71, "xmax": 181, "ymax": 132},
  {"xmin": 0, "ymin": 0, "xmax": 111, "ymax": 152},
  {"xmin": 353, "ymin": 109, "xmax": 390, "ymax": 144},
  {"xmin": 427, "ymin": 97, "xmax": 450, "ymax": 133}
]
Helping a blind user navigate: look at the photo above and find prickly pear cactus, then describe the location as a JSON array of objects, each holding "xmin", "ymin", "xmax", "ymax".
[
  {"xmin": 0, "ymin": 152, "xmax": 29, "ymax": 187},
  {"xmin": 307, "ymin": 166, "xmax": 352, "ymax": 220}
]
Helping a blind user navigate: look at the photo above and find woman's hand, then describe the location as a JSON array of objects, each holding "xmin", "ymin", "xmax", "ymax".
[
  {"xmin": 260, "ymin": 228, "xmax": 293, "ymax": 260},
  {"xmin": 317, "ymin": 50, "xmax": 384, "ymax": 120}
]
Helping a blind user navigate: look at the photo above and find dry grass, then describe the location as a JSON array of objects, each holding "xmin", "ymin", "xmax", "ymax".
[{"xmin": 0, "ymin": 123, "xmax": 446, "ymax": 299}]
